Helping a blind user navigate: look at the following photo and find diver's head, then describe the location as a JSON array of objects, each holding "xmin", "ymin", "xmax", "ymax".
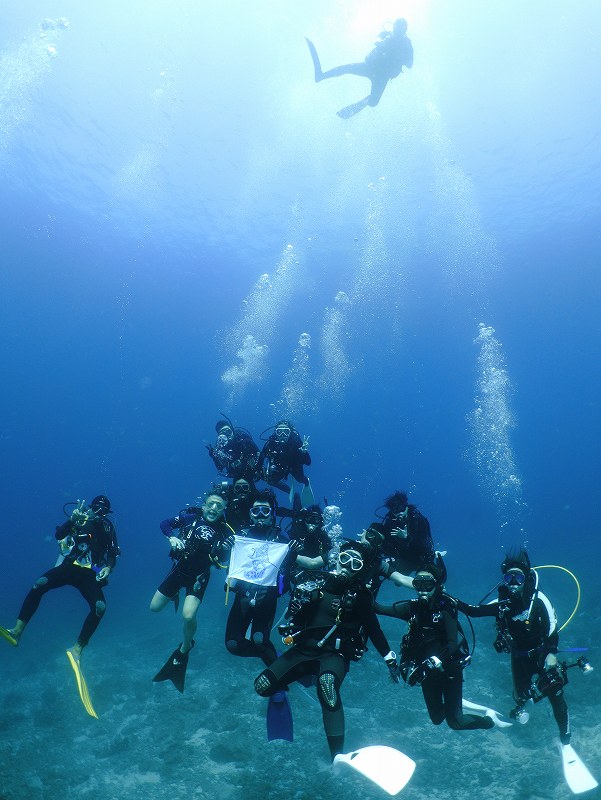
[
  {"xmin": 274, "ymin": 420, "xmax": 293, "ymax": 443},
  {"xmin": 90, "ymin": 495, "xmax": 111, "ymax": 515},
  {"xmin": 249, "ymin": 489, "xmax": 277, "ymax": 527},
  {"xmin": 501, "ymin": 548, "xmax": 532, "ymax": 597},
  {"xmin": 303, "ymin": 504, "xmax": 323, "ymax": 532},
  {"xmin": 393, "ymin": 18, "xmax": 408, "ymax": 35},
  {"xmin": 335, "ymin": 541, "xmax": 374, "ymax": 583},
  {"xmin": 233, "ymin": 478, "xmax": 253, "ymax": 496},
  {"xmin": 202, "ymin": 493, "xmax": 227, "ymax": 523},
  {"xmin": 215, "ymin": 420, "xmax": 234, "ymax": 445},
  {"xmin": 360, "ymin": 525, "xmax": 385, "ymax": 551},
  {"xmin": 413, "ymin": 556, "xmax": 446, "ymax": 601},
  {"xmin": 383, "ymin": 490, "xmax": 408, "ymax": 518},
  {"xmin": 336, "ymin": 547, "xmax": 365, "ymax": 579}
]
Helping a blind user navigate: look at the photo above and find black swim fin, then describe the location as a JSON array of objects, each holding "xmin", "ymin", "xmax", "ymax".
[
  {"xmin": 337, "ymin": 97, "xmax": 369, "ymax": 119},
  {"xmin": 305, "ymin": 38, "xmax": 323, "ymax": 82},
  {"xmin": 267, "ymin": 690, "xmax": 293, "ymax": 742},
  {"xmin": 153, "ymin": 641, "xmax": 194, "ymax": 693}
]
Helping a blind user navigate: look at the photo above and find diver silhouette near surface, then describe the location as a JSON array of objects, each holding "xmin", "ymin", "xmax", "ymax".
[{"xmin": 306, "ymin": 18, "xmax": 413, "ymax": 118}]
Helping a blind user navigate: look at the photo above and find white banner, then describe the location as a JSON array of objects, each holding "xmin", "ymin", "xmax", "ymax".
[{"xmin": 227, "ymin": 536, "xmax": 289, "ymax": 587}]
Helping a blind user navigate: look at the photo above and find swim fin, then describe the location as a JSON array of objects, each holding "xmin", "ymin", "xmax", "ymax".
[
  {"xmin": 560, "ymin": 743, "xmax": 598, "ymax": 794},
  {"xmin": 333, "ymin": 745, "xmax": 416, "ymax": 795},
  {"xmin": 305, "ymin": 38, "xmax": 323, "ymax": 82},
  {"xmin": 300, "ymin": 479, "xmax": 315, "ymax": 508},
  {"xmin": 0, "ymin": 626, "xmax": 18, "ymax": 647},
  {"xmin": 267, "ymin": 690, "xmax": 293, "ymax": 742},
  {"xmin": 153, "ymin": 641, "xmax": 194, "ymax": 693},
  {"xmin": 336, "ymin": 97, "xmax": 370, "ymax": 119},
  {"xmin": 462, "ymin": 698, "xmax": 512, "ymax": 728},
  {"xmin": 66, "ymin": 649, "xmax": 99, "ymax": 719}
]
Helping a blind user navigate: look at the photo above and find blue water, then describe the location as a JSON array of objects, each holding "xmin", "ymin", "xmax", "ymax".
[{"xmin": 1, "ymin": 2, "xmax": 600, "ymax": 798}]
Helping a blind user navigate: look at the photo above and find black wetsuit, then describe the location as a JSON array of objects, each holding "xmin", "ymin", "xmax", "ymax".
[
  {"xmin": 457, "ymin": 585, "xmax": 570, "ymax": 742},
  {"xmin": 223, "ymin": 487, "xmax": 262, "ymax": 533},
  {"xmin": 225, "ymin": 523, "xmax": 289, "ymax": 666},
  {"xmin": 208, "ymin": 429, "xmax": 259, "ymax": 481},
  {"xmin": 287, "ymin": 521, "xmax": 332, "ymax": 588},
  {"xmin": 376, "ymin": 595, "xmax": 493, "ymax": 731},
  {"xmin": 371, "ymin": 504, "xmax": 435, "ymax": 575},
  {"xmin": 316, "ymin": 28, "xmax": 413, "ymax": 108},
  {"xmin": 257, "ymin": 430, "xmax": 311, "ymax": 492},
  {"xmin": 255, "ymin": 572, "xmax": 392, "ymax": 758},
  {"xmin": 157, "ymin": 513, "xmax": 231, "ymax": 601},
  {"xmin": 17, "ymin": 513, "xmax": 119, "ymax": 647}
]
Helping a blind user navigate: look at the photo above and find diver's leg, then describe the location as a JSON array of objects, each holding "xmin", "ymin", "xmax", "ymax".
[
  {"xmin": 367, "ymin": 76, "xmax": 389, "ymax": 107},
  {"xmin": 74, "ymin": 572, "xmax": 106, "ymax": 652},
  {"xmin": 322, "ymin": 62, "xmax": 370, "ymax": 80},
  {"xmin": 421, "ymin": 674, "xmax": 445, "ymax": 725},
  {"xmin": 12, "ymin": 564, "xmax": 69, "ymax": 641},
  {"xmin": 443, "ymin": 670, "xmax": 494, "ymax": 730},
  {"xmin": 225, "ymin": 594, "xmax": 256, "ymax": 657},
  {"xmin": 548, "ymin": 689, "xmax": 570, "ymax": 744},
  {"xmin": 149, "ymin": 590, "xmax": 171, "ymax": 612},
  {"xmin": 317, "ymin": 655, "xmax": 348, "ymax": 759},
  {"xmin": 511, "ymin": 655, "xmax": 535, "ymax": 705},
  {"xmin": 181, "ymin": 595, "xmax": 201, "ymax": 654},
  {"xmin": 250, "ymin": 592, "xmax": 278, "ymax": 666}
]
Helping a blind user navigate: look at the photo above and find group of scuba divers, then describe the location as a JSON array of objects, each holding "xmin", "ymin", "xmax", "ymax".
[{"xmin": 0, "ymin": 415, "xmax": 594, "ymax": 787}]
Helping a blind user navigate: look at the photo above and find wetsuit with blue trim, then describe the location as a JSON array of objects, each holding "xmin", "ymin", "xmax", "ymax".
[{"xmin": 157, "ymin": 512, "xmax": 230, "ymax": 601}]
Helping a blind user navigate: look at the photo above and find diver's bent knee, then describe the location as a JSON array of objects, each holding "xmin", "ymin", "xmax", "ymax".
[
  {"xmin": 226, "ymin": 639, "xmax": 239, "ymax": 655},
  {"xmin": 95, "ymin": 600, "xmax": 106, "ymax": 618},
  {"xmin": 318, "ymin": 672, "xmax": 340, "ymax": 710},
  {"xmin": 251, "ymin": 632, "xmax": 265, "ymax": 647},
  {"xmin": 33, "ymin": 576, "xmax": 48, "ymax": 590}
]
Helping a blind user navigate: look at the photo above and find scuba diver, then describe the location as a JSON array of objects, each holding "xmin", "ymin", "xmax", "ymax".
[
  {"xmin": 224, "ymin": 489, "xmax": 291, "ymax": 667},
  {"xmin": 256, "ymin": 419, "xmax": 314, "ymax": 506},
  {"xmin": 0, "ymin": 495, "xmax": 118, "ymax": 660},
  {"xmin": 456, "ymin": 548, "xmax": 572, "ymax": 743},
  {"xmin": 223, "ymin": 477, "xmax": 261, "ymax": 532},
  {"xmin": 224, "ymin": 489, "xmax": 296, "ymax": 740},
  {"xmin": 305, "ymin": 18, "xmax": 414, "ymax": 119},
  {"xmin": 254, "ymin": 540, "xmax": 399, "ymax": 759},
  {"xmin": 369, "ymin": 490, "xmax": 435, "ymax": 577},
  {"xmin": 285, "ymin": 504, "xmax": 332, "ymax": 589},
  {"xmin": 375, "ymin": 555, "xmax": 495, "ymax": 732},
  {"xmin": 151, "ymin": 490, "xmax": 233, "ymax": 693},
  {"xmin": 206, "ymin": 416, "xmax": 260, "ymax": 482}
]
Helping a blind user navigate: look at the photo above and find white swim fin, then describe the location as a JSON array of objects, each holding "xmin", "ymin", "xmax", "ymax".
[
  {"xmin": 560, "ymin": 743, "xmax": 598, "ymax": 794},
  {"xmin": 333, "ymin": 745, "xmax": 416, "ymax": 795}
]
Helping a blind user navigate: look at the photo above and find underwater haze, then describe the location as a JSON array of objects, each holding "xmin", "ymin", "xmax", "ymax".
[{"xmin": 1, "ymin": 1, "xmax": 600, "ymax": 799}]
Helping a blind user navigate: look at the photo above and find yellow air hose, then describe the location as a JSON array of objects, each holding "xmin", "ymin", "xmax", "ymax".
[{"xmin": 533, "ymin": 565, "xmax": 581, "ymax": 631}]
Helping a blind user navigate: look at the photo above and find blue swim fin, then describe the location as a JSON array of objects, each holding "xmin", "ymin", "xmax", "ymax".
[{"xmin": 267, "ymin": 691, "xmax": 293, "ymax": 742}]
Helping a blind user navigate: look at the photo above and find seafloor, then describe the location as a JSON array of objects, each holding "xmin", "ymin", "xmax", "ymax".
[{"xmin": 1, "ymin": 581, "xmax": 599, "ymax": 800}]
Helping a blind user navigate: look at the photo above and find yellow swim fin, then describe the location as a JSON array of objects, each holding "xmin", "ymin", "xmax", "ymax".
[
  {"xmin": 66, "ymin": 649, "xmax": 99, "ymax": 719},
  {"xmin": 0, "ymin": 626, "xmax": 18, "ymax": 647}
]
